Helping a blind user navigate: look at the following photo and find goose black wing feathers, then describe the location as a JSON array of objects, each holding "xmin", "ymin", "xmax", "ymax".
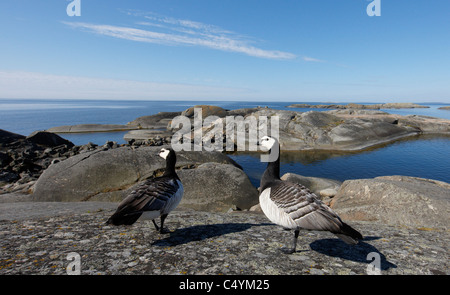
[{"xmin": 106, "ymin": 176, "xmax": 180, "ymax": 225}]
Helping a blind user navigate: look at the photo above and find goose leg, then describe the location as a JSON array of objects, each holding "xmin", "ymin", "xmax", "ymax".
[
  {"xmin": 152, "ymin": 219, "xmax": 160, "ymax": 232},
  {"xmin": 281, "ymin": 229, "xmax": 300, "ymax": 254},
  {"xmin": 159, "ymin": 214, "xmax": 170, "ymax": 234}
]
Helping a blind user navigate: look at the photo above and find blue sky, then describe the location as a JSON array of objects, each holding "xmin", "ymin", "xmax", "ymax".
[{"xmin": 0, "ymin": 0, "xmax": 449, "ymax": 102}]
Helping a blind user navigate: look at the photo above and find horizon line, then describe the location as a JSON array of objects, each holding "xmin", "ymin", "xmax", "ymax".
[{"xmin": 1, "ymin": 97, "xmax": 449, "ymax": 105}]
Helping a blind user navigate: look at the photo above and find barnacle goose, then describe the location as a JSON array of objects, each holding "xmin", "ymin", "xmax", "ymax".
[
  {"xmin": 106, "ymin": 148, "xmax": 183, "ymax": 233},
  {"xmin": 258, "ymin": 136, "xmax": 362, "ymax": 254}
]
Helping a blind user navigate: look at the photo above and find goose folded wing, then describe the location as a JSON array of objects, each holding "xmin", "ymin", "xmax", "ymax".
[
  {"xmin": 116, "ymin": 178, "xmax": 180, "ymax": 216},
  {"xmin": 269, "ymin": 181, "xmax": 344, "ymax": 233}
]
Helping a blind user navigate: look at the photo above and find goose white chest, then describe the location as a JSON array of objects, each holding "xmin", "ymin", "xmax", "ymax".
[
  {"xmin": 259, "ymin": 188, "xmax": 298, "ymax": 230},
  {"xmin": 163, "ymin": 179, "xmax": 184, "ymax": 214}
]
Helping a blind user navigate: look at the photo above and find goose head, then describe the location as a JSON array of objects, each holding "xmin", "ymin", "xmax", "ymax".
[
  {"xmin": 259, "ymin": 136, "xmax": 277, "ymax": 151},
  {"xmin": 159, "ymin": 148, "xmax": 171, "ymax": 160}
]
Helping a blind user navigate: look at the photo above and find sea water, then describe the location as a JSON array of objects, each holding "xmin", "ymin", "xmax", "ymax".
[{"xmin": 1, "ymin": 99, "xmax": 449, "ymax": 184}]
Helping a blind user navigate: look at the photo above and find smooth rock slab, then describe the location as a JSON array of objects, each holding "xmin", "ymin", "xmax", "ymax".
[
  {"xmin": 31, "ymin": 146, "xmax": 242, "ymax": 203},
  {"xmin": 331, "ymin": 176, "xmax": 450, "ymax": 229},
  {"xmin": 0, "ymin": 204, "xmax": 448, "ymax": 275}
]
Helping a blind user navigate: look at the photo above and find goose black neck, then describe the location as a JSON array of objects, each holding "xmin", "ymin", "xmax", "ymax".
[
  {"xmin": 163, "ymin": 151, "xmax": 178, "ymax": 178},
  {"xmin": 260, "ymin": 145, "xmax": 281, "ymax": 191}
]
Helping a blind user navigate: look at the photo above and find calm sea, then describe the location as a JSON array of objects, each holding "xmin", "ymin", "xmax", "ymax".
[{"xmin": 1, "ymin": 99, "xmax": 449, "ymax": 185}]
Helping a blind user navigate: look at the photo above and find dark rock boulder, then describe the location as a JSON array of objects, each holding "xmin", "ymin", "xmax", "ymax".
[
  {"xmin": 0, "ymin": 129, "xmax": 26, "ymax": 145},
  {"xmin": 0, "ymin": 171, "xmax": 20, "ymax": 187},
  {"xmin": 26, "ymin": 131, "xmax": 74, "ymax": 148},
  {"xmin": 0, "ymin": 151, "xmax": 12, "ymax": 167}
]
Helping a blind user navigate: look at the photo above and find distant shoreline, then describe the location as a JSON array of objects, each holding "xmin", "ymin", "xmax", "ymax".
[
  {"xmin": 1, "ymin": 99, "xmax": 450, "ymax": 145},
  {"xmin": 286, "ymin": 102, "xmax": 430, "ymax": 110}
]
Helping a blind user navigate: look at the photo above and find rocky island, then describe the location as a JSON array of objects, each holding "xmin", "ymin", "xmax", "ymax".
[
  {"xmin": 121, "ymin": 105, "xmax": 449, "ymax": 151},
  {"xmin": 42, "ymin": 104, "xmax": 450, "ymax": 152},
  {"xmin": 1, "ymin": 105, "xmax": 449, "ymax": 275}
]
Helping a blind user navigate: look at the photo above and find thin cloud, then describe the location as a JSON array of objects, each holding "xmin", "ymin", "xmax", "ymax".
[
  {"xmin": 0, "ymin": 70, "xmax": 250, "ymax": 100},
  {"xmin": 141, "ymin": 13, "xmax": 234, "ymax": 35},
  {"xmin": 62, "ymin": 14, "xmax": 297, "ymax": 60},
  {"xmin": 302, "ymin": 56, "xmax": 326, "ymax": 63}
]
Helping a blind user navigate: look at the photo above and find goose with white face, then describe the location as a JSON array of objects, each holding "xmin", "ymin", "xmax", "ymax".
[
  {"xmin": 257, "ymin": 134, "xmax": 363, "ymax": 254},
  {"xmin": 159, "ymin": 148, "xmax": 170, "ymax": 159},
  {"xmin": 259, "ymin": 136, "xmax": 277, "ymax": 151},
  {"xmin": 106, "ymin": 147, "xmax": 183, "ymax": 234}
]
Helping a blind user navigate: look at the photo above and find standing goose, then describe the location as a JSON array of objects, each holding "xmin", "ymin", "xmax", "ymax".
[
  {"xmin": 258, "ymin": 136, "xmax": 362, "ymax": 254},
  {"xmin": 106, "ymin": 148, "xmax": 183, "ymax": 233}
]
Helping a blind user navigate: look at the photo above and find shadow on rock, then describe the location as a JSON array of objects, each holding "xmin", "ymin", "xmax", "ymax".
[
  {"xmin": 152, "ymin": 223, "xmax": 272, "ymax": 247},
  {"xmin": 309, "ymin": 236, "xmax": 397, "ymax": 271}
]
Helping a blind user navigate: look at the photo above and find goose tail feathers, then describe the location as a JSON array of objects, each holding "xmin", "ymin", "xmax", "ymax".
[
  {"xmin": 105, "ymin": 211, "xmax": 141, "ymax": 226},
  {"xmin": 334, "ymin": 222, "xmax": 363, "ymax": 245}
]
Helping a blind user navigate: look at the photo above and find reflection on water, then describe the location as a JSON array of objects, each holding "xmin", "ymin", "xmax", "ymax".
[{"xmin": 228, "ymin": 134, "xmax": 450, "ymax": 187}]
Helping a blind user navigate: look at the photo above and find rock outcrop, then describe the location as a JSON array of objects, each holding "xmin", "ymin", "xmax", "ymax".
[
  {"xmin": 0, "ymin": 204, "xmax": 447, "ymax": 275},
  {"xmin": 0, "ymin": 129, "xmax": 26, "ymax": 144},
  {"xmin": 0, "ymin": 130, "xmax": 78, "ymax": 193},
  {"xmin": 31, "ymin": 146, "xmax": 258, "ymax": 212},
  {"xmin": 247, "ymin": 109, "xmax": 424, "ymax": 151},
  {"xmin": 181, "ymin": 105, "xmax": 228, "ymax": 118},
  {"xmin": 26, "ymin": 131, "xmax": 74, "ymax": 148},
  {"xmin": 119, "ymin": 105, "xmax": 450, "ymax": 152},
  {"xmin": 177, "ymin": 163, "xmax": 259, "ymax": 212},
  {"xmin": 123, "ymin": 130, "xmax": 172, "ymax": 146},
  {"xmin": 127, "ymin": 112, "xmax": 181, "ymax": 129},
  {"xmin": 331, "ymin": 175, "xmax": 450, "ymax": 229}
]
